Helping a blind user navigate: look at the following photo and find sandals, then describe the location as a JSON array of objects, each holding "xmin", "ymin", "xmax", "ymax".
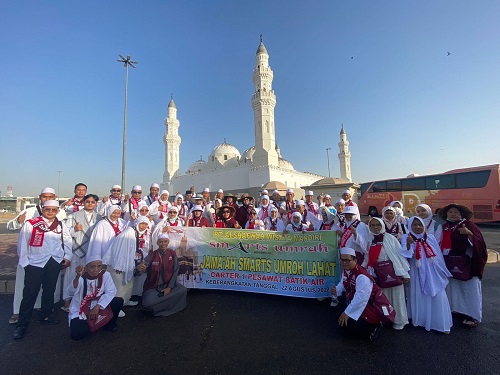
[
  {"xmin": 462, "ymin": 318, "xmax": 479, "ymax": 328},
  {"xmin": 60, "ymin": 306, "xmax": 70, "ymax": 313}
]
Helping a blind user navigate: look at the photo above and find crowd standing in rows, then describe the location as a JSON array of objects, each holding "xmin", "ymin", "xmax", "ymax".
[{"xmin": 7, "ymin": 184, "xmax": 487, "ymax": 342}]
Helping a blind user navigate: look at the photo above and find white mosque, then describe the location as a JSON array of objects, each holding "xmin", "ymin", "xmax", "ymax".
[{"xmin": 161, "ymin": 38, "xmax": 353, "ymax": 198}]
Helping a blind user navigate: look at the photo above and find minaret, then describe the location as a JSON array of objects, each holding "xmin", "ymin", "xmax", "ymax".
[
  {"xmin": 338, "ymin": 125, "xmax": 352, "ymax": 182},
  {"xmin": 163, "ymin": 96, "xmax": 181, "ymax": 192},
  {"xmin": 251, "ymin": 36, "xmax": 279, "ymax": 167}
]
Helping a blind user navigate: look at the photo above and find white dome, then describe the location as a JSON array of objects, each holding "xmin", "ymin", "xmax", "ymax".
[
  {"xmin": 186, "ymin": 159, "xmax": 207, "ymax": 174},
  {"xmin": 279, "ymin": 157, "xmax": 294, "ymax": 170},
  {"xmin": 241, "ymin": 146, "xmax": 255, "ymax": 162},
  {"xmin": 207, "ymin": 140, "xmax": 241, "ymax": 169}
]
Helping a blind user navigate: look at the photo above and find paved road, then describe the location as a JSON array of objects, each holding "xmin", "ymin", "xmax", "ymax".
[{"xmin": 1, "ymin": 263, "xmax": 500, "ymax": 375}]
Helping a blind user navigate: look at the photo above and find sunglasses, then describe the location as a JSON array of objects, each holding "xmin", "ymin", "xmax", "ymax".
[
  {"xmin": 111, "ymin": 189, "xmax": 121, "ymax": 192},
  {"xmin": 222, "ymin": 210, "xmax": 230, "ymax": 213},
  {"xmin": 133, "ymin": 191, "xmax": 142, "ymax": 194}
]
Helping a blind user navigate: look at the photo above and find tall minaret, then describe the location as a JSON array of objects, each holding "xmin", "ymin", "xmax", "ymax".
[
  {"xmin": 163, "ymin": 96, "xmax": 181, "ymax": 192},
  {"xmin": 338, "ymin": 125, "xmax": 352, "ymax": 182},
  {"xmin": 251, "ymin": 36, "xmax": 279, "ymax": 167}
]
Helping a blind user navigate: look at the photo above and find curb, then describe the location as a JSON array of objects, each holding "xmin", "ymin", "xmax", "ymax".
[
  {"xmin": 0, "ymin": 279, "xmax": 15, "ymax": 294},
  {"xmin": 487, "ymin": 249, "xmax": 499, "ymax": 264}
]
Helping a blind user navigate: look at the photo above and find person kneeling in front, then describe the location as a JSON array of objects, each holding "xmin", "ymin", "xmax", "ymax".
[
  {"xmin": 331, "ymin": 247, "xmax": 388, "ymax": 341},
  {"xmin": 67, "ymin": 255, "xmax": 124, "ymax": 340},
  {"xmin": 135, "ymin": 234, "xmax": 187, "ymax": 317}
]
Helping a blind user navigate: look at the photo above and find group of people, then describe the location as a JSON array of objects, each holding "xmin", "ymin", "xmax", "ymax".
[
  {"xmin": 8, "ymin": 182, "xmax": 487, "ymax": 343},
  {"xmin": 331, "ymin": 200, "xmax": 488, "ymax": 341}
]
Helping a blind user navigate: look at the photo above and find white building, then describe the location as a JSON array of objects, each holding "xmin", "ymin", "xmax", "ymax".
[{"xmin": 161, "ymin": 38, "xmax": 352, "ymax": 197}]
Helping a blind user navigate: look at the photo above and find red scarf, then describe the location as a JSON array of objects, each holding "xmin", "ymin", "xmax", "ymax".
[
  {"xmin": 247, "ymin": 221, "xmax": 256, "ymax": 229},
  {"xmin": 339, "ymin": 220, "xmax": 360, "ymax": 247},
  {"xmin": 130, "ymin": 197, "xmax": 140, "ymax": 210},
  {"xmin": 319, "ymin": 221, "xmax": 335, "ymax": 230},
  {"xmin": 367, "ymin": 234, "xmax": 384, "ymax": 267},
  {"xmin": 410, "ymin": 233, "xmax": 436, "ymax": 260},
  {"xmin": 79, "ymin": 270, "xmax": 105, "ymax": 316},
  {"xmin": 440, "ymin": 219, "xmax": 465, "ymax": 252},
  {"xmin": 28, "ymin": 217, "xmax": 61, "ymax": 247},
  {"xmin": 159, "ymin": 202, "xmax": 169, "ymax": 220},
  {"xmin": 72, "ymin": 196, "xmax": 84, "ymax": 212},
  {"xmin": 260, "ymin": 206, "xmax": 269, "ymax": 220},
  {"xmin": 306, "ymin": 202, "xmax": 317, "ymax": 215},
  {"xmin": 285, "ymin": 201, "xmax": 295, "ymax": 221},
  {"xmin": 384, "ymin": 220, "xmax": 399, "ymax": 237},
  {"xmin": 105, "ymin": 218, "xmax": 121, "ymax": 236}
]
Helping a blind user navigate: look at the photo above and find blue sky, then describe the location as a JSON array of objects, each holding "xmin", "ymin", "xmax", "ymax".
[{"xmin": 1, "ymin": 1, "xmax": 499, "ymax": 197}]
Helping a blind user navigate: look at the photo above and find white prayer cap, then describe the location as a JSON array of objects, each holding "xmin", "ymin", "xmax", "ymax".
[
  {"xmin": 40, "ymin": 187, "xmax": 56, "ymax": 195},
  {"xmin": 286, "ymin": 189, "xmax": 294, "ymax": 194},
  {"xmin": 169, "ymin": 206, "xmax": 179, "ymax": 212},
  {"xmin": 158, "ymin": 233, "xmax": 170, "ymax": 240},
  {"xmin": 340, "ymin": 247, "xmax": 356, "ymax": 257},
  {"xmin": 203, "ymin": 188, "xmax": 210, "ymax": 193},
  {"xmin": 138, "ymin": 201, "xmax": 149, "ymax": 211},
  {"xmin": 343, "ymin": 205, "xmax": 358, "ymax": 215},
  {"xmin": 160, "ymin": 190, "xmax": 169, "ymax": 196},
  {"xmin": 217, "ymin": 189, "xmax": 223, "ymax": 193},
  {"xmin": 112, "ymin": 185, "xmax": 122, "ymax": 190},
  {"xmin": 135, "ymin": 216, "xmax": 150, "ymax": 227},
  {"xmin": 107, "ymin": 205, "xmax": 122, "ymax": 218},
  {"xmin": 324, "ymin": 194, "xmax": 331, "ymax": 199},
  {"xmin": 85, "ymin": 254, "xmax": 101, "ymax": 266},
  {"xmin": 214, "ymin": 198, "xmax": 222, "ymax": 206},
  {"xmin": 272, "ymin": 190, "xmax": 279, "ymax": 195},
  {"xmin": 192, "ymin": 205, "xmax": 203, "ymax": 212},
  {"xmin": 305, "ymin": 190, "xmax": 314, "ymax": 196},
  {"xmin": 261, "ymin": 189, "xmax": 269, "ymax": 195},
  {"xmin": 342, "ymin": 190, "xmax": 351, "ymax": 195},
  {"xmin": 270, "ymin": 206, "xmax": 278, "ymax": 212},
  {"xmin": 296, "ymin": 199, "xmax": 305, "ymax": 206},
  {"xmin": 150, "ymin": 183, "xmax": 160, "ymax": 188},
  {"xmin": 292, "ymin": 212, "xmax": 301, "ymax": 219},
  {"xmin": 261, "ymin": 195, "xmax": 269, "ymax": 201},
  {"xmin": 43, "ymin": 200, "xmax": 59, "ymax": 207},
  {"xmin": 132, "ymin": 185, "xmax": 142, "ymax": 191},
  {"xmin": 175, "ymin": 194, "xmax": 183, "ymax": 201},
  {"xmin": 335, "ymin": 198, "xmax": 345, "ymax": 204}
]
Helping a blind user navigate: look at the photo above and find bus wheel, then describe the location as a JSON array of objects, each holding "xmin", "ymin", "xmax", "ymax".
[{"xmin": 368, "ymin": 207, "xmax": 378, "ymax": 217}]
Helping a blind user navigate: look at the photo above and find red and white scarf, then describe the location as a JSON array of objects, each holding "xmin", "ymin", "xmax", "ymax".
[
  {"xmin": 367, "ymin": 234, "xmax": 384, "ymax": 267},
  {"xmin": 339, "ymin": 220, "xmax": 360, "ymax": 247},
  {"xmin": 440, "ymin": 219, "xmax": 465, "ymax": 253},
  {"xmin": 28, "ymin": 217, "xmax": 61, "ymax": 247},
  {"xmin": 105, "ymin": 218, "xmax": 121, "ymax": 237},
  {"xmin": 72, "ymin": 196, "xmax": 84, "ymax": 212},
  {"xmin": 306, "ymin": 202, "xmax": 317, "ymax": 216},
  {"xmin": 410, "ymin": 233, "xmax": 436, "ymax": 266}
]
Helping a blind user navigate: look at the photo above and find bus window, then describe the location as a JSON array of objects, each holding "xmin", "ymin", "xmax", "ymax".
[
  {"xmin": 387, "ymin": 180, "xmax": 402, "ymax": 191},
  {"xmin": 426, "ymin": 174, "xmax": 454, "ymax": 189},
  {"xmin": 402, "ymin": 177, "xmax": 425, "ymax": 191},
  {"xmin": 371, "ymin": 181, "xmax": 387, "ymax": 192},
  {"xmin": 360, "ymin": 183, "xmax": 372, "ymax": 197},
  {"xmin": 456, "ymin": 170, "xmax": 491, "ymax": 188}
]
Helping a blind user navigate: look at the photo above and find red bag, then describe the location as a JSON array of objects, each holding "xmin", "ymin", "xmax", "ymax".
[
  {"xmin": 81, "ymin": 272, "xmax": 113, "ymax": 332},
  {"xmin": 373, "ymin": 260, "xmax": 403, "ymax": 288},
  {"xmin": 361, "ymin": 289, "xmax": 396, "ymax": 325},
  {"xmin": 444, "ymin": 254, "xmax": 472, "ymax": 281}
]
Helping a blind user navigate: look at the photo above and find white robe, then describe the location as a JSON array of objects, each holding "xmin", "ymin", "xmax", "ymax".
[
  {"xmin": 401, "ymin": 233, "xmax": 453, "ymax": 332},
  {"xmin": 86, "ymin": 218, "xmax": 126, "ymax": 264}
]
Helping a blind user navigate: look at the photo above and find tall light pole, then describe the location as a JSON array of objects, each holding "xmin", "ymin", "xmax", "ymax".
[
  {"xmin": 117, "ymin": 54, "xmax": 138, "ymax": 191},
  {"xmin": 57, "ymin": 171, "xmax": 62, "ymax": 198},
  {"xmin": 326, "ymin": 148, "xmax": 332, "ymax": 178}
]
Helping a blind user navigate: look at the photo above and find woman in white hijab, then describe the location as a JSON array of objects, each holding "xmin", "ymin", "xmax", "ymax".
[
  {"xmin": 86, "ymin": 205, "xmax": 126, "ymax": 263},
  {"xmin": 390, "ymin": 201, "xmax": 408, "ymax": 231},
  {"xmin": 415, "ymin": 203, "xmax": 441, "ymax": 237},
  {"xmin": 283, "ymin": 212, "xmax": 308, "ymax": 233},
  {"xmin": 264, "ymin": 206, "xmax": 285, "ymax": 232},
  {"xmin": 363, "ymin": 217, "xmax": 410, "ymax": 330},
  {"xmin": 151, "ymin": 206, "xmax": 184, "ymax": 251},
  {"xmin": 332, "ymin": 205, "xmax": 369, "ymax": 265},
  {"xmin": 129, "ymin": 201, "xmax": 154, "ymax": 227},
  {"xmin": 256, "ymin": 195, "xmax": 271, "ymax": 222},
  {"xmin": 313, "ymin": 206, "xmax": 338, "ymax": 231},
  {"xmin": 103, "ymin": 216, "xmax": 152, "ymax": 307},
  {"xmin": 401, "ymin": 216, "xmax": 452, "ymax": 333},
  {"xmin": 381, "ymin": 206, "xmax": 403, "ymax": 242},
  {"xmin": 149, "ymin": 190, "xmax": 171, "ymax": 225}
]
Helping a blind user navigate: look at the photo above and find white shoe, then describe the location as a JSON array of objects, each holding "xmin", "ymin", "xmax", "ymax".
[
  {"xmin": 330, "ymin": 298, "xmax": 339, "ymax": 307},
  {"xmin": 118, "ymin": 310, "xmax": 126, "ymax": 318},
  {"xmin": 123, "ymin": 300, "xmax": 138, "ymax": 307}
]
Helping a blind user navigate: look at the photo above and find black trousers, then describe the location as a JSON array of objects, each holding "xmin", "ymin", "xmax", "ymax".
[
  {"xmin": 70, "ymin": 297, "xmax": 124, "ymax": 340},
  {"xmin": 17, "ymin": 257, "xmax": 61, "ymax": 328},
  {"xmin": 341, "ymin": 316, "xmax": 377, "ymax": 339}
]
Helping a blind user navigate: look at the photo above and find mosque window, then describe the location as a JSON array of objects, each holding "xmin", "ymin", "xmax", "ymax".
[{"xmin": 224, "ymin": 155, "xmax": 228, "ymax": 160}]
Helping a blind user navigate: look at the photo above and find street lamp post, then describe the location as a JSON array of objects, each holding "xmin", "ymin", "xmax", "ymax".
[
  {"xmin": 326, "ymin": 148, "xmax": 331, "ymax": 178},
  {"xmin": 117, "ymin": 55, "xmax": 138, "ymax": 191},
  {"xmin": 57, "ymin": 171, "xmax": 62, "ymax": 198}
]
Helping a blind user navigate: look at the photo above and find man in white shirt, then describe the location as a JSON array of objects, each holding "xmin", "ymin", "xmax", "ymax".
[
  {"xmin": 13, "ymin": 200, "xmax": 72, "ymax": 339},
  {"xmin": 97, "ymin": 185, "xmax": 123, "ymax": 216}
]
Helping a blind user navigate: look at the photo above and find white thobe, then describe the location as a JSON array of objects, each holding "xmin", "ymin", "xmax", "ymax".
[
  {"xmin": 334, "ymin": 272, "xmax": 372, "ymax": 321},
  {"xmin": 86, "ymin": 218, "xmax": 126, "ymax": 264}
]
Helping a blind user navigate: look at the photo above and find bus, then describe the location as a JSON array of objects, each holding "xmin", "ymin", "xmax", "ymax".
[{"xmin": 358, "ymin": 164, "xmax": 500, "ymax": 223}]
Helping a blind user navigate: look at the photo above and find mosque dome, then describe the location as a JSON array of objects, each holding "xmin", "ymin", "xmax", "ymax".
[
  {"xmin": 256, "ymin": 41, "xmax": 268, "ymax": 55},
  {"xmin": 186, "ymin": 159, "xmax": 207, "ymax": 174},
  {"xmin": 312, "ymin": 177, "xmax": 349, "ymax": 186},
  {"xmin": 207, "ymin": 140, "xmax": 241, "ymax": 169},
  {"xmin": 241, "ymin": 146, "xmax": 255, "ymax": 163},
  {"xmin": 279, "ymin": 157, "xmax": 294, "ymax": 170}
]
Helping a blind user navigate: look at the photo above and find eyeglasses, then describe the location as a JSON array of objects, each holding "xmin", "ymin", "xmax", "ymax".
[
  {"xmin": 132, "ymin": 191, "xmax": 142, "ymax": 194},
  {"xmin": 43, "ymin": 208, "xmax": 58, "ymax": 212},
  {"xmin": 340, "ymin": 258, "xmax": 354, "ymax": 263},
  {"xmin": 169, "ymin": 211, "xmax": 177, "ymax": 214},
  {"xmin": 222, "ymin": 210, "xmax": 230, "ymax": 213},
  {"xmin": 111, "ymin": 189, "xmax": 121, "ymax": 192},
  {"xmin": 85, "ymin": 201, "xmax": 97, "ymax": 204}
]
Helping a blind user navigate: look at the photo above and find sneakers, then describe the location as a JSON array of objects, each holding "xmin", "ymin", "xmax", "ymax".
[
  {"xmin": 370, "ymin": 323, "xmax": 383, "ymax": 341},
  {"xmin": 118, "ymin": 310, "xmax": 126, "ymax": 318},
  {"xmin": 9, "ymin": 314, "xmax": 19, "ymax": 324},
  {"xmin": 13, "ymin": 326, "xmax": 26, "ymax": 340},
  {"xmin": 330, "ymin": 298, "xmax": 339, "ymax": 307},
  {"xmin": 123, "ymin": 300, "xmax": 138, "ymax": 307}
]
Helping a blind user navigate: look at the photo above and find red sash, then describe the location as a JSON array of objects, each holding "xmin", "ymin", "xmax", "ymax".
[
  {"xmin": 367, "ymin": 234, "xmax": 384, "ymax": 267},
  {"xmin": 411, "ymin": 233, "xmax": 436, "ymax": 261},
  {"xmin": 306, "ymin": 202, "xmax": 317, "ymax": 216},
  {"xmin": 130, "ymin": 197, "xmax": 140, "ymax": 210},
  {"xmin": 260, "ymin": 207, "xmax": 269, "ymax": 220},
  {"xmin": 285, "ymin": 201, "xmax": 295, "ymax": 221},
  {"xmin": 247, "ymin": 221, "xmax": 256, "ymax": 229},
  {"xmin": 28, "ymin": 217, "xmax": 61, "ymax": 247},
  {"xmin": 72, "ymin": 196, "xmax": 84, "ymax": 212},
  {"xmin": 440, "ymin": 219, "xmax": 465, "ymax": 252},
  {"xmin": 159, "ymin": 203, "xmax": 169, "ymax": 220},
  {"xmin": 105, "ymin": 218, "xmax": 121, "ymax": 236},
  {"xmin": 339, "ymin": 220, "xmax": 360, "ymax": 247}
]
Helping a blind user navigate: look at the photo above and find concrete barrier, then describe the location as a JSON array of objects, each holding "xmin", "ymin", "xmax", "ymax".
[{"xmin": 487, "ymin": 249, "xmax": 499, "ymax": 264}]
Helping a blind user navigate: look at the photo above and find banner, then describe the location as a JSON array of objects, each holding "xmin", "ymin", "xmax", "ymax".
[{"xmin": 166, "ymin": 227, "xmax": 339, "ymax": 298}]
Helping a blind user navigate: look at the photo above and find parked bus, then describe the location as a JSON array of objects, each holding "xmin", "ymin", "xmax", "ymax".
[{"xmin": 358, "ymin": 164, "xmax": 500, "ymax": 223}]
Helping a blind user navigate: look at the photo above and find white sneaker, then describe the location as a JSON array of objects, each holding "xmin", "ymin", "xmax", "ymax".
[
  {"xmin": 330, "ymin": 298, "xmax": 339, "ymax": 307},
  {"xmin": 118, "ymin": 310, "xmax": 126, "ymax": 318},
  {"xmin": 123, "ymin": 300, "xmax": 138, "ymax": 307}
]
